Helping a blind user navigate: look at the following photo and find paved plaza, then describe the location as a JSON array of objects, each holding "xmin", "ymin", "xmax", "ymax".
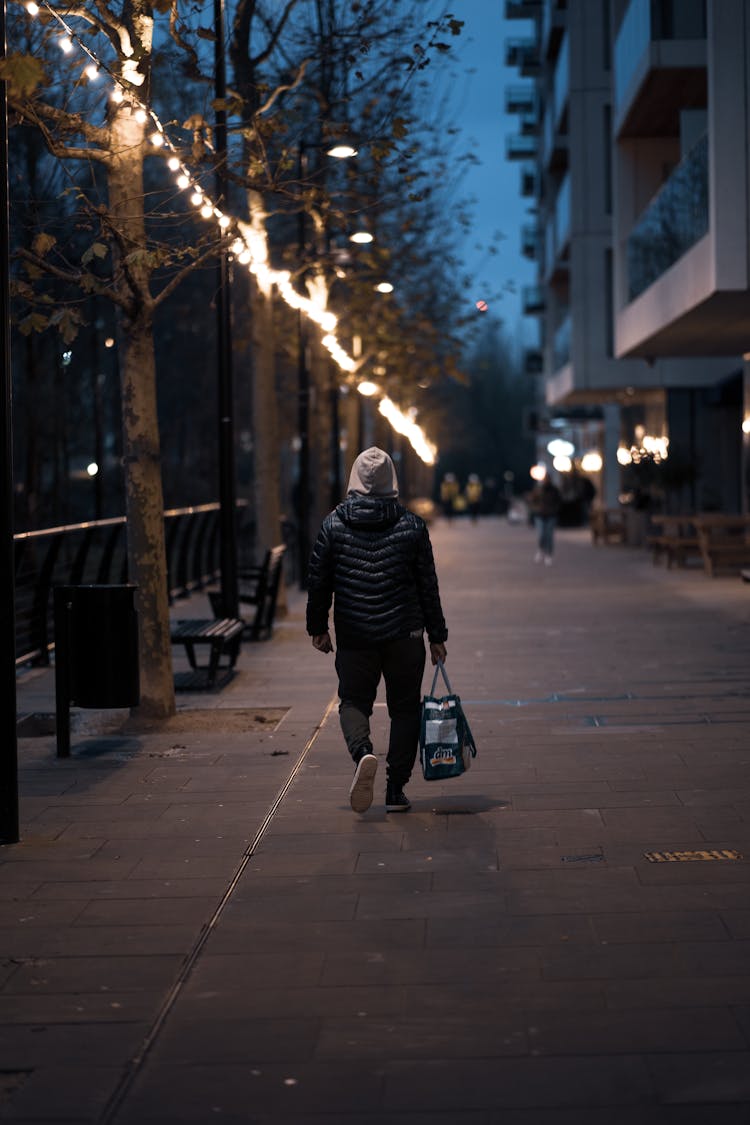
[{"xmin": 4, "ymin": 516, "xmax": 750, "ymax": 1123}]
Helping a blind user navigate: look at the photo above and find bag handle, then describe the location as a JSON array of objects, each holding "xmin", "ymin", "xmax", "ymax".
[{"xmin": 429, "ymin": 658, "xmax": 452, "ymax": 696}]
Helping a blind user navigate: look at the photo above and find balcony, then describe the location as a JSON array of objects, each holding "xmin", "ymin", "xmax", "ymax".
[
  {"xmin": 614, "ymin": 0, "xmax": 707, "ymax": 136},
  {"xmin": 521, "ymin": 222, "xmax": 541, "ymax": 261},
  {"xmin": 520, "ymin": 162, "xmax": 537, "ymax": 197},
  {"xmin": 552, "ymin": 314, "xmax": 571, "ymax": 371},
  {"xmin": 522, "ymin": 285, "xmax": 546, "ymax": 316},
  {"xmin": 505, "ymin": 1, "xmax": 542, "ymax": 20},
  {"xmin": 506, "ymin": 134, "xmax": 538, "ymax": 161},
  {"xmin": 543, "ymin": 174, "xmax": 571, "ymax": 279},
  {"xmin": 627, "ymin": 133, "xmax": 708, "ymax": 301},
  {"xmin": 524, "ymin": 347, "xmax": 544, "ymax": 375},
  {"xmin": 506, "ymin": 37, "xmax": 541, "ymax": 76},
  {"xmin": 505, "ymin": 84, "xmax": 538, "ymax": 118}
]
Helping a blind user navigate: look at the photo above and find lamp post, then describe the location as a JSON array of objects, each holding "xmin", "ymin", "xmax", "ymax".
[
  {"xmin": 295, "ymin": 140, "xmax": 357, "ymax": 588},
  {"xmin": 214, "ymin": 0, "xmax": 238, "ymax": 616},
  {"xmin": 1, "ymin": 0, "xmax": 19, "ymax": 844}
]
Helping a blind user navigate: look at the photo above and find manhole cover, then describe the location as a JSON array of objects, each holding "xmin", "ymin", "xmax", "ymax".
[{"xmin": 561, "ymin": 853, "xmax": 604, "ymax": 864}]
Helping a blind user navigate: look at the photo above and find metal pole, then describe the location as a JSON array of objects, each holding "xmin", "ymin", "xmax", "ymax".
[
  {"xmin": 214, "ymin": 0, "xmax": 238, "ymax": 617},
  {"xmin": 0, "ymin": 0, "xmax": 19, "ymax": 844},
  {"xmin": 297, "ymin": 145, "xmax": 310, "ymax": 588},
  {"xmin": 329, "ymin": 369, "xmax": 341, "ymax": 509}
]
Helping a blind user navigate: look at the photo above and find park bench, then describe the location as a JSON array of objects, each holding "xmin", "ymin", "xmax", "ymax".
[
  {"xmin": 209, "ymin": 544, "xmax": 286, "ymax": 640},
  {"xmin": 693, "ymin": 514, "xmax": 750, "ymax": 577},
  {"xmin": 647, "ymin": 515, "xmax": 701, "ymax": 569},
  {"xmin": 590, "ymin": 507, "xmax": 625, "ymax": 545},
  {"xmin": 170, "ymin": 617, "xmax": 244, "ymax": 689}
]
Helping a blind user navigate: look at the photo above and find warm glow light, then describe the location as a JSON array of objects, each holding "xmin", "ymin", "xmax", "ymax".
[
  {"xmin": 580, "ymin": 451, "xmax": 603, "ymax": 473},
  {"xmin": 86, "ymin": 462, "xmax": 99, "ymax": 477},
  {"xmin": 547, "ymin": 438, "xmax": 574, "ymax": 458},
  {"xmin": 742, "ymin": 417, "xmax": 750, "ymax": 435},
  {"xmin": 617, "ymin": 445, "xmax": 632, "ymax": 466},
  {"xmin": 378, "ymin": 397, "xmax": 436, "ymax": 465},
  {"xmin": 18, "ymin": 0, "xmax": 438, "ymax": 461},
  {"xmin": 553, "ymin": 455, "xmax": 572, "ymax": 473},
  {"xmin": 530, "ymin": 463, "xmax": 547, "ymax": 482},
  {"xmin": 357, "ymin": 381, "xmax": 380, "ymax": 397}
]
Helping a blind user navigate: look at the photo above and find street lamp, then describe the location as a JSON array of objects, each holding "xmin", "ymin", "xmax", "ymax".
[
  {"xmin": 1, "ymin": 0, "xmax": 19, "ymax": 843},
  {"xmin": 295, "ymin": 139, "xmax": 357, "ymax": 588}
]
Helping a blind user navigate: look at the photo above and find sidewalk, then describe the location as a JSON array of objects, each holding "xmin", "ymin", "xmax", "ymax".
[{"xmin": 3, "ymin": 517, "xmax": 750, "ymax": 1123}]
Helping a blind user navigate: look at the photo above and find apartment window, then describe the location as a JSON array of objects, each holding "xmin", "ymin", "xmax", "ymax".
[
  {"xmin": 604, "ymin": 248, "xmax": 613, "ymax": 357},
  {"xmin": 603, "ymin": 104, "xmax": 612, "ymax": 216}
]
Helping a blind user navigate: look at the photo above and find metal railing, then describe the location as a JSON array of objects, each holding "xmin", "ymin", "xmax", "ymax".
[{"xmin": 14, "ymin": 501, "xmax": 251, "ymax": 667}]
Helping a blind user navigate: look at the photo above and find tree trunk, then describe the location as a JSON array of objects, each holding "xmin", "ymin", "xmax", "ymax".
[{"xmin": 108, "ymin": 107, "xmax": 175, "ymax": 718}]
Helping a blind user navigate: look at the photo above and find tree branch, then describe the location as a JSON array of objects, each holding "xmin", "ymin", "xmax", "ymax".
[
  {"xmin": 152, "ymin": 237, "xmax": 234, "ymax": 308},
  {"xmin": 15, "ymin": 247, "xmax": 127, "ymax": 309},
  {"xmin": 16, "ymin": 97, "xmax": 110, "ymax": 152}
]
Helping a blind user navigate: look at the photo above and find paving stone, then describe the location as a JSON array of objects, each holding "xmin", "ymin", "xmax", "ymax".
[
  {"xmin": 9, "ymin": 522, "xmax": 750, "ymax": 1121},
  {"xmin": 648, "ymin": 1051, "xmax": 750, "ymax": 1103},
  {"xmin": 2, "ymin": 954, "xmax": 182, "ymax": 995}
]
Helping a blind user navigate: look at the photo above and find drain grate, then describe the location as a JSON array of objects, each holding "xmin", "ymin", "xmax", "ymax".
[
  {"xmin": 644, "ymin": 849, "xmax": 744, "ymax": 863},
  {"xmin": 561, "ymin": 853, "xmax": 604, "ymax": 864}
]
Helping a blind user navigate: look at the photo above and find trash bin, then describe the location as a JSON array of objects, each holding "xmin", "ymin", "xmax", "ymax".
[{"xmin": 53, "ymin": 585, "xmax": 139, "ymax": 756}]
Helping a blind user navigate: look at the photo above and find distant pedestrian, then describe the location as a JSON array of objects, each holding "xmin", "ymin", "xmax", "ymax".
[
  {"xmin": 439, "ymin": 473, "xmax": 459, "ymax": 519},
  {"xmin": 306, "ymin": 447, "xmax": 448, "ymax": 814},
  {"xmin": 465, "ymin": 474, "xmax": 483, "ymax": 522},
  {"xmin": 529, "ymin": 475, "xmax": 562, "ymax": 565}
]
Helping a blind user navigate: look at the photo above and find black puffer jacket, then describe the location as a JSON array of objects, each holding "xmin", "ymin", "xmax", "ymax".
[{"xmin": 306, "ymin": 495, "xmax": 448, "ymax": 649}]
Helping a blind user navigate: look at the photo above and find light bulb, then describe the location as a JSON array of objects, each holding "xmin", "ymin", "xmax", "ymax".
[
  {"xmin": 26, "ymin": 1, "xmax": 39, "ymax": 14},
  {"xmin": 59, "ymin": 36, "xmax": 73, "ymax": 53},
  {"xmin": 85, "ymin": 64, "xmax": 98, "ymax": 81},
  {"xmin": 176, "ymin": 174, "xmax": 190, "ymax": 189},
  {"xmin": 190, "ymin": 192, "xmax": 203, "ymax": 206},
  {"xmin": 374, "ymin": 282, "xmax": 393, "ymax": 294},
  {"xmin": 219, "ymin": 215, "xmax": 231, "ymax": 229},
  {"xmin": 111, "ymin": 88, "xmax": 124, "ymax": 104},
  {"xmin": 149, "ymin": 131, "xmax": 164, "ymax": 147},
  {"xmin": 134, "ymin": 108, "xmax": 148, "ymax": 124},
  {"xmin": 167, "ymin": 156, "xmax": 180, "ymax": 171},
  {"xmin": 200, "ymin": 204, "xmax": 213, "ymax": 219},
  {"xmin": 349, "ymin": 231, "xmax": 373, "ymax": 244}
]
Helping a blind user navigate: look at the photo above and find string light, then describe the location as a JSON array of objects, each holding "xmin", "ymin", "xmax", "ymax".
[{"xmin": 20, "ymin": 0, "xmax": 440, "ymax": 464}]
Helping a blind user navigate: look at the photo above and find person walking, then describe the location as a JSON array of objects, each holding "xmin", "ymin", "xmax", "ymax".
[
  {"xmin": 529, "ymin": 474, "xmax": 562, "ymax": 565},
  {"xmin": 306, "ymin": 447, "xmax": 448, "ymax": 814},
  {"xmin": 465, "ymin": 473, "xmax": 483, "ymax": 522}
]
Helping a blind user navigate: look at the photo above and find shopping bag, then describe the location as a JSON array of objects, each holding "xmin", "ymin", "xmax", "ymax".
[{"xmin": 419, "ymin": 661, "xmax": 477, "ymax": 781}]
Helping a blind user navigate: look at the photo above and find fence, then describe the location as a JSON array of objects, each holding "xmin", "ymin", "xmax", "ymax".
[{"xmin": 14, "ymin": 501, "xmax": 252, "ymax": 667}]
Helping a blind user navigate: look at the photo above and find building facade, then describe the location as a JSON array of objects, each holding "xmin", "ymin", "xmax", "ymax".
[{"xmin": 507, "ymin": 0, "xmax": 750, "ymax": 516}]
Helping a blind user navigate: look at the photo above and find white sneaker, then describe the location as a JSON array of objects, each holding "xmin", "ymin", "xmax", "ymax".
[
  {"xmin": 534, "ymin": 550, "xmax": 543, "ymax": 563},
  {"xmin": 544, "ymin": 555, "xmax": 553, "ymax": 566},
  {"xmin": 349, "ymin": 754, "xmax": 378, "ymax": 813}
]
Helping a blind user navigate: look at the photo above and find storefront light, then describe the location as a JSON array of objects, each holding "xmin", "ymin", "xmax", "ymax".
[{"xmin": 580, "ymin": 451, "xmax": 603, "ymax": 473}]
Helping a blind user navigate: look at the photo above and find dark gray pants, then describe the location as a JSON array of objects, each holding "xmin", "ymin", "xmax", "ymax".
[{"xmin": 335, "ymin": 635, "xmax": 426, "ymax": 787}]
